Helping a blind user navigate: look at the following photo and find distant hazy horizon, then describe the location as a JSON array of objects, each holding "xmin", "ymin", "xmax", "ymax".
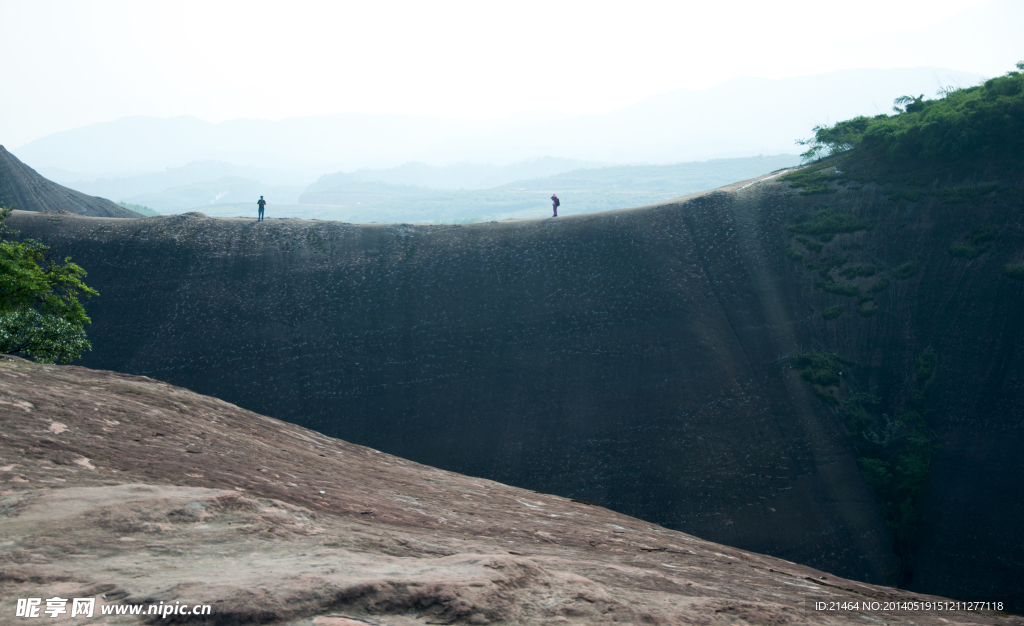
[
  {"xmin": 36, "ymin": 152, "xmax": 802, "ymax": 223},
  {"xmin": 2, "ymin": 0, "xmax": 1020, "ymax": 150},
  {"xmin": 10, "ymin": 66, "xmax": 986, "ymax": 180}
]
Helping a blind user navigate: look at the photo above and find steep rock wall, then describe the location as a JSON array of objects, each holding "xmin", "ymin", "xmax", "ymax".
[
  {"xmin": 7, "ymin": 194, "xmax": 896, "ymax": 586},
  {"xmin": 749, "ymin": 175, "xmax": 1024, "ymax": 608},
  {"xmin": 10, "ymin": 169, "xmax": 1024, "ymax": 607}
]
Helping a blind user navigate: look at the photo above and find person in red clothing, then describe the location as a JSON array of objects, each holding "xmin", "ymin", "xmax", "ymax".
[{"xmin": 551, "ymin": 194, "xmax": 560, "ymax": 217}]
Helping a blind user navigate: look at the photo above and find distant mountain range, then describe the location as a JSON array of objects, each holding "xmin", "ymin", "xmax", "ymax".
[
  {"xmin": 15, "ymin": 67, "xmax": 982, "ymax": 179},
  {"xmin": 7, "ymin": 66, "xmax": 981, "ymax": 220},
  {"xmin": 41, "ymin": 156, "xmax": 609, "ymax": 212},
  {"xmin": 99, "ymin": 154, "xmax": 801, "ymax": 223},
  {"xmin": 314, "ymin": 156, "xmax": 605, "ymax": 191}
]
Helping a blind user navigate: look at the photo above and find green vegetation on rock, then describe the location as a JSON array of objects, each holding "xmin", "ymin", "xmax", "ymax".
[
  {"xmin": 776, "ymin": 69, "xmax": 1024, "ymax": 590},
  {"xmin": 884, "ymin": 184, "xmax": 1017, "ymax": 205},
  {"xmin": 851, "ymin": 369, "xmax": 937, "ymax": 586},
  {"xmin": 806, "ymin": 256, "xmax": 847, "ymax": 278},
  {"xmin": 886, "ymin": 189, "xmax": 925, "ymax": 202},
  {"xmin": 0, "ymin": 204, "xmax": 96, "ymax": 363},
  {"xmin": 840, "ymin": 264, "xmax": 878, "ymax": 279},
  {"xmin": 787, "ymin": 207, "xmax": 871, "ymax": 242},
  {"xmin": 794, "ymin": 349, "xmax": 938, "ymax": 584},
  {"xmin": 938, "ymin": 184, "xmax": 1000, "ymax": 204},
  {"xmin": 857, "ymin": 303, "xmax": 878, "ymax": 317},
  {"xmin": 822, "ymin": 305, "xmax": 844, "ymax": 321},
  {"xmin": 948, "ymin": 227, "xmax": 997, "ymax": 259},
  {"xmin": 781, "ymin": 165, "xmax": 846, "ymax": 195},
  {"xmin": 795, "ymin": 236, "xmax": 823, "ymax": 253},
  {"xmin": 893, "ymin": 263, "xmax": 918, "ymax": 279},
  {"xmin": 799, "ymin": 62, "xmax": 1024, "ymax": 163},
  {"xmin": 794, "ymin": 352, "xmax": 842, "ymax": 385},
  {"xmin": 816, "ymin": 279, "xmax": 861, "ymax": 298},
  {"xmin": 916, "ymin": 348, "xmax": 938, "ymax": 381},
  {"xmin": 1005, "ymin": 263, "xmax": 1024, "ymax": 280}
]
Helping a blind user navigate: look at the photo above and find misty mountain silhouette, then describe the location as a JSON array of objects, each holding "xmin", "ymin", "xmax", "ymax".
[
  {"xmin": 13, "ymin": 67, "xmax": 982, "ymax": 176},
  {"xmin": 0, "ymin": 145, "xmax": 140, "ymax": 217}
]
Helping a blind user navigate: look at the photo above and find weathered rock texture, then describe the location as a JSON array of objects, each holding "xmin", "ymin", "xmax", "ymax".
[
  {"xmin": 6, "ymin": 165, "xmax": 1024, "ymax": 611},
  {"xmin": 4, "ymin": 201, "xmax": 900, "ymax": 585},
  {"xmin": 0, "ymin": 145, "xmax": 140, "ymax": 218},
  {"xmin": 1, "ymin": 358, "xmax": 1019, "ymax": 625}
]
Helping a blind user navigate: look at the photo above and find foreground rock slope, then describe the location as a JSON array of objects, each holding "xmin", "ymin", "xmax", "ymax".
[
  {"xmin": 1, "ymin": 358, "xmax": 1018, "ymax": 626},
  {"xmin": 0, "ymin": 146, "xmax": 140, "ymax": 217}
]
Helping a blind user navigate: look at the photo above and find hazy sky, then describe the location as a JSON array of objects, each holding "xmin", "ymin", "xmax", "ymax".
[{"xmin": 2, "ymin": 0, "xmax": 1020, "ymax": 148}]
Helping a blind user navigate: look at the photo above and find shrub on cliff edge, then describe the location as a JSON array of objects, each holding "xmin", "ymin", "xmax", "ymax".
[
  {"xmin": 0, "ymin": 204, "xmax": 97, "ymax": 363},
  {"xmin": 798, "ymin": 61, "xmax": 1024, "ymax": 164}
]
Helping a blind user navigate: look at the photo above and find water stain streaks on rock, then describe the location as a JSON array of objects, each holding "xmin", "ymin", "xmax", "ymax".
[
  {"xmin": 6, "ymin": 191, "xmax": 897, "ymax": 590},
  {"xmin": 6, "ymin": 164, "xmax": 1024, "ymax": 611}
]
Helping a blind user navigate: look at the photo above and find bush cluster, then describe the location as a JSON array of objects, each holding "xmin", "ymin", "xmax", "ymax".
[
  {"xmin": 948, "ymin": 227, "xmax": 997, "ymax": 259},
  {"xmin": 1005, "ymin": 263, "xmax": 1024, "ymax": 280},
  {"xmin": 0, "ymin": 204, "xmax": 96, "ymax": 363},
  {"xmin": 800, "ymin": 62, "xmax": 1024, "ymax": 163},
  {"xmin": 787, "ymin": 207, "xmax": 871, "ymax": 242}
]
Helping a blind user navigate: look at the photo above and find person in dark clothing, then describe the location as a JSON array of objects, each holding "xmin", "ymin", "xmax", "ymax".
[
  {"xmin": 257, "ymin": 196, "xmax": 266, "ymax": 221},
  {"xmin": 551, "ymin": 194, "xmax": 560, "ymax": 217}
]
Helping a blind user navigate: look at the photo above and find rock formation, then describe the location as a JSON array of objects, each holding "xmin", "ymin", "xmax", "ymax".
[
  {"xmin": 2, "ymin": 357, "xmax": 1019, "ymax": 625},
  {"xmin": 0, "ymin": 146, "xmax": 141, "ymax": 218},
  {"xmin": 3, "ymin": 200, "xmax": 900, "ymax": 586},
  {"xmin": 5, "ymin": 160, "xmax": 1023, "ymax": 611}
]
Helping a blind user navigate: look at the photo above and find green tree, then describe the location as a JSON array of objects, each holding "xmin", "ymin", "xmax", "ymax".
[
  {"xmin": 0, "ymin": 204, "xmax": 98, "ymax": 363},
  {"xmin": 797, "ymin": 61, "xmax": 1024, "ymax": 164}
]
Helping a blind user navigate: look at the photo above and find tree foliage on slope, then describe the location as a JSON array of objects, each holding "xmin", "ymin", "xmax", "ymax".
[
  {"xmin": 794, "ymin": 350, "xmax": 938, "ymax": 585},
  {"xmin": 799, "ymin": 61, "xmax": 1024, "ymax": 163},
  {"xmin": 0, "ymin": 204, "xmax": 97, "ymax": 362}
]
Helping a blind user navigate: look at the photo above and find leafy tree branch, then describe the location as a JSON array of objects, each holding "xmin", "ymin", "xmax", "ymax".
[{"xmin": 0, "ymin": 204, "xmax": 97, "ymax": 363}]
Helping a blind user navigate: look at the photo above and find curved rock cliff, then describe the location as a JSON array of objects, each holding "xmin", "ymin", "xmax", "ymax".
[{"xmin": 7, "ymin": 162, "xmax": 1023, "ymax": 610}]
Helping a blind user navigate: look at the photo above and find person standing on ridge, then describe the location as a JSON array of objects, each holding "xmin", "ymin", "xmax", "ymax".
[
  {"xmin": 551, "ymin": 193, "xmax": 560, "ymax": 217},
  {"xmin": 257, "ymin": 196, "xmax": 266, "ymax": 221}
]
